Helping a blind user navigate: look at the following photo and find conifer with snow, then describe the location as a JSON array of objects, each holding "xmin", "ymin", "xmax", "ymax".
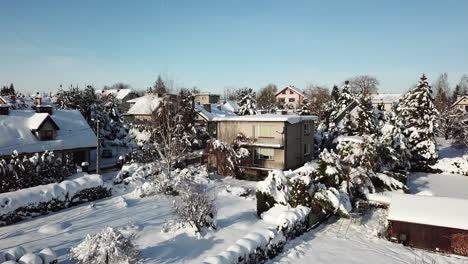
[
  {"xmin": 237, "ymin": 87, "xmax": 257, "ymax": 115},
  {"xmin": 396, "ymin": 74, "xmax": 439, "ymax": 170},
  {"xmin": 297, "ymin": 98, "xmax": 311, "ymax": 115},
  {"xmin": 313, "ymin": 148, "xmax": 343, "ymax": 188}
]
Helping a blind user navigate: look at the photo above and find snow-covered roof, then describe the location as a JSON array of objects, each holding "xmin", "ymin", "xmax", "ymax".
[
  {"xmin": 387, "ymin": 193, "xmax": 468, "ymax": 230},
  {"xmin": 275, "ymin": 85, "xmax": 305, "ymax": 97},
  {"xmin": 0, "ymin": 96, "xmax": 13, "ymax": 104},
  {"xmin": 452, "ymin": 95, "xmax": 468, "ymax": 107},
  {"xmin": 0, "ymin": 110, "xmax": 97, "ymax": 156},
  {"xmin": 195, "ymin": 104, "xmax": 237, "ymax": 121},
  {"xmin": 27, "ymin": 113, "xmax": 58, "ymax": 131},
  {"xmin": 125, "ymin": 95, "xmax": 162, "ymax": 115},
  {"xmin": 370, "ymin": 94, "xmax": 401, "ymax": 104},
  {"xmin": 213, "ymin": 114, "xmax": 317, "ymax": 123},
  {"xmin": 222, "ymin": 100, "xmax": 239, "ymax": 113},
  {"xmin": 96, "ymin": 89, "xmax": 134, "ymax": 100}
]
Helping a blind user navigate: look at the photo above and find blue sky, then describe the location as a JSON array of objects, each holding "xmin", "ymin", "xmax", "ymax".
[{"xmin": 1, "ymin": 0, "xmax": 467, "ymax": 94}]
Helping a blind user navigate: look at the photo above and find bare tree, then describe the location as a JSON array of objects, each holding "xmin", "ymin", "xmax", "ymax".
[
  {"xmin": 438, "ymin": 108, "xmax": 464, "ymax": 140},
  {"xmin": 347, "ymin": 75, "xmax": 379, "ymax": 95},
  {"xmin": 104, "ymin": 83, "xmax": 131, "ymax": 90},
  {"xmin": 152, "ymin": 97, "xmax": 191, "ymax": 180},
  {"xmin": 223, "ymin": 86, "xmax": 239, "ymax": 101},
  {"xmin": 303, "ymin": 84, "xmax": 331, "ymax": 119},
  {"xmin": 433, "ymin": 73, "xmax": 451, "ymax": 112},
  {"xmin": 256, "ymin": 84, "xmax": 278, "ymax": 110}
]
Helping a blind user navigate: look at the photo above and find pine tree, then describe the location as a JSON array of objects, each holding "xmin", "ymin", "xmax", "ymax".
[
  {"xmin": 313, "ymin": 148, "xmax": 343, "ymax": 188},
  {"xmin": 355, "ymin": 96, "xmax": 377, "ymax": 136},
  {"xmin": 153, "ymin": 75, "xmax": 167, "ymax": 95},
  {"xmin": 237, "ymin": 88, "xmax": 257, "ymax": 115},
  {"xmin": 297, "ymin": 98, "xmax": 311, "ymax": 115},
  {"xmin": 396, "ymin": 74, "xmax": 439, "ymax": 170}
]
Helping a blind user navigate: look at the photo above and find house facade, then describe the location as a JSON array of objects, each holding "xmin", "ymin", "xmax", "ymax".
[
  {"xmin": 0, "ymin": 108, "xmax": 97, "ymax": 165},
  {"xmin": 275, "ymin": 86, "xmax": 305, "ymax": 111},
  {"xmin": 370, "ymin": 93, "xmax": 401, "ymax": 111},
  {"xmin": 452, "ymin": 95, "xmax": 468, "ymax": 114},
  {"xmin": 194, "ymin": 103, "xmax": 237, "ymax": 135},
  {"xmin": 211, "ymin": 114, "xmax": 317, "ymax": 178},
  {"xmin": 194, "ymin": 93, "xmax": 220, "ymax": 105}
]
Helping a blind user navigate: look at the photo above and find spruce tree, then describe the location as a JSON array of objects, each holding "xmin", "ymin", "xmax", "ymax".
[
  {"xmin": 297, "ymin": 98, "xmax": 311, "ymax": 115},
  {"xmin": 355, "ymin": 96, "xmax": 377, "ymax": 136},
  {"xmin": 396, "ymin": 74, "xmax": 439, "ymax": 170},
  {"xmin": 237, "ymin": 88, "xmax": 257, "ymax": 115},
  {"xmin": 153, "ymin": 76, "xmax": 167, "ymax": 95}
]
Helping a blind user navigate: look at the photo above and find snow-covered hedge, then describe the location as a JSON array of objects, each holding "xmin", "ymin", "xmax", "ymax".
[
  {"xmin": 431, "ymin": 153, "xmax": 468, "ymax": 176},
  {"xmin": 201, "ymin": 206, "xmax": 311, "ymax": 264},
  {"xmin": 0, "ymin": 246, "xmax": 57, "ymax": 264},
  {"xmin": 0, "ymin": 174, "xmax": 111, "ymax": 226}
]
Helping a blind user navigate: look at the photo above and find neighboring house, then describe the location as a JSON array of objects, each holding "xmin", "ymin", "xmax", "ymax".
[
  {"xmin": 194, "ymin": 93, "xmax": 220, "ymax": 105},
  {"xmin": 0, "ymin": 107, "xmax": 97, "ymax": 165},
  {"xmin": 370, "ymin": 93, "xmax": 401, "ymax": 111},
  {"xmin": 194, "ymin": 103, "xmax": 236, "ymax": 135},
  {"xmin": 387, "ymin": 193, "xmax": 468, "ymax": 256},
  {"xmin": 222, "ymin": 100, "xmax": 240, "ymax": 114},
  {"xmin": 0, "ymin": 96, "xmax": 13, "ymax": 105},
  {"xmin": 124, "ymin": 94, "xmax": 163, "ymax": 122},
  {"xmin": 211, "ymin": 114, "xmax": 317, "ymax": 178},
  {"xmin": 96, "ymin": 89, "xmax": 139, "ymax": 111},
  {"xmin": 275, "ymin": 85, "xmax": 305, "ymax": 111},
  {"xmin": 452, "ymin": 95, "xmax": 468, "ymax": 114},
  {"xmin": 332, "ymin": 99, "xmax": 360, "ymax": 129}
]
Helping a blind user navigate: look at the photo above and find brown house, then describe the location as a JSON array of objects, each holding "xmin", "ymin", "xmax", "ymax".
[
  {"xmin": 387, "ymin": 194, "xmax": 468, "ymax": 256},
  {"xmin": 211, "ymin": 114, "xmax": 317, "ymax": 178}
]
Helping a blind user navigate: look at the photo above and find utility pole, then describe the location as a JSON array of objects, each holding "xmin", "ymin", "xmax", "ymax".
[{"xmin": 96, "ymin": 120, "xmax": 101, "ymax": 174}]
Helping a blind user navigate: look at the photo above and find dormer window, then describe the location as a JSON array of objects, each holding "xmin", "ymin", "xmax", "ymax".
[
  {"xmin": 43, "ymin": 130, "xmax": 54, "ymax": 140},
  {"xmin": 28, "ymin": 113, "xmax": 60, "ymax": 141}
]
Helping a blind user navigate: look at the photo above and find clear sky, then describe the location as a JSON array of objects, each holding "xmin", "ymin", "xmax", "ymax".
[{"xmin": 1, "ymin": 0, "xmax": 467, "ymax": 94}]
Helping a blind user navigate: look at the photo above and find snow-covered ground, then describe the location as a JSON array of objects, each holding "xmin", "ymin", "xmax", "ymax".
[
  {"xmin": 0, "ymin": 171, "xmax": 262, "ymax": 263},
  {"xmin": 269, "ymin": 209, "xmax": 467, "ymax": 264},
  {"xmin": 408, "ymin": 172, "xmax": 468, "ymax": 199}
]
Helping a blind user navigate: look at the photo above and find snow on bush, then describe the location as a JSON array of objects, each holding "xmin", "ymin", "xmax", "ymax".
[
  {"xmin": 207, "ymin": 139, "xmax": 249, "ymax": 178},
  {"xmin": 172, "ymin": 184, "xmax": 217, "ymax": 233},
  {"xmin": 201, "ymin": 227, "xmax": 285, "ymax": 264},
  {"xmin": 371, "ymin": 172, "xmax": 408, "ymax": 191},
  {"xmin": 256, "ymin": 170, "xmax": 290, "ymax": 216},
  {"xmin": 312, "ymin": 185, "xmax": 352, "ymax": 217},
  {"xmin": 262, "ymin": 205, "xmax": 311, "ymax": 239},
  {"xmin": 3, "ymin": 246, "xmax": 26, "ymax": 261},
  {"xmin": 0, "ymin": 174, "xmax": 111, "ymax": 226},
  {"xmin": 431, "ymin": 153, "xmax": 468, "ymax": 175},
  {"xmin": 69, "ymin": 226, "xmax": 139, "ymax": 264},
  {"xmin": 38, "ymin": 248, "xmax": 57, "ymax": 264},
  {"xmin": 18, "ymin": 253, "xmax": 42, "ymax": 264},
  {"xmin": 223, "ymin": 185, "xmax": 250, "ymax": 197}
]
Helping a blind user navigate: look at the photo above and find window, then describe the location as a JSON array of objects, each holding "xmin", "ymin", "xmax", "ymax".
[
  {"xmin": 465, "ymin": 105, "xmax": 468, "ymax": 112},
  {"xmin": 289, "ymin": 98, "xmax": 295, "ymax": 102},
  {"xmin": 255, "ymin": 148, "xmax": 274, "ymax": 160},
  {"xmin": 304, "ymin": 123, "xmax": 311, "ymax": 134},
  {"xmin": 255, "ymin": 125, "xmax": 275, "ymax": 138},
  {"xmin": 282, "ymin": 91, "xmax": 286, "ymax": 95},
  {"xmin": 304, "ymin": 144, "xmax": 311, "ymax": 155},
  {"xmin": 290, "ymin": 90, "xmax": 294, "ymax": 94},
  {"xmin": 278, "ymin": 98, "xmax": 285, "ymax": 103},
  {"xmin": 42, "ymin": 130, "xmax": 53, "ymax": 140}
]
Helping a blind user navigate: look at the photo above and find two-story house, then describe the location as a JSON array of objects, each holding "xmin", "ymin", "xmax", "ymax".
[
  {"xmin": 211, "ymin": 114, "xmax": 317, "ymax": 178},
  {"xmin": 452, "ymin": 95, "xmax": 468, "ymax": 114},
  {"xmin": 0, "ymin": 105, "xmax": 97, "ymax": 165},
  {"xmin": 194, "ymin": 103, "xmax": 237, "ymax": 135},
  {"xmin": 275, "ymin": 85, "xmax": 305, "ymax": 111}
]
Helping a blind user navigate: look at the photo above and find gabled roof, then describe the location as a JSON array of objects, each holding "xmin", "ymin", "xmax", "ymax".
[
  {"xmin": 388, "ymin": 193, "xmax": 468, "ymax": 230},
  {"xmin": 370, "ymin": 93, "xmax": 401, "ymax": 104},
  {"xmin": 0, "ymin": 110, "xmax": 96, "ymax": 156},
  {"xmin": 0, "ymin": 96, "xmax": 12, "ymax": 104},
  {"xmin": 125, "ymin": 95, "xmax": 162, "ymax": 115},
  {"xmin": 28, "ymin": 113, "xmax": 60, "ymax": 131},
  {"xmin": 96, "ymin": 89, "xmax": 134, "ymax": 100},
  {"xmin": 275, "ymin": 85, "xmax": 305, "ymax": 97},
  {"xmin": 222, "ymin": 100, "xmax": 239, "ymax": 113},
  {"xmin": 195, "ymin": 104, "xmax": 237, "ymax": 121},
  {"xmin": 452, "ymin": 95, "xmax": 468, "ymax": 107},
  {"xmin": 333, "ymin": 100, "xmax": 360, "ymax": 123}
]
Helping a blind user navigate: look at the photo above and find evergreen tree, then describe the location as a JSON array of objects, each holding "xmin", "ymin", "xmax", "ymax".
[
  {"xmin": 153, "ymin": 75, "xmax": 167, "ymax": 95},
  {"xmin": 330, "ymin": 85, "xmax": 340, "ymax": 101},
  {"xmin": 396, "ymin": 74, "xmax": 439, "ymax": 170},
  {"xmin": 313, "ymin": 148, "xmax": 344, "ymax": 188},
  {"xmin": 297, "ymin": 98, "xmax": 311, "ymax": 115},
  {"xmin": 355, "ymin": 96, "xmax": 377, "ymax": 136},
  {"xmin": 237, "ymin": 87, "xmax": 257, "ymax": 115},
  {"xmin": 433, "ymin": 73, "xmax": 451, "ymax": 112}
]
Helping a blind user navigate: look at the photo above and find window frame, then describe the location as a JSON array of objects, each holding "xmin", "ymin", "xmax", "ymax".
[
  {"xmin": 255, "ymin": 125, "xmax": 276, "ymax": 138},
  {"xmin": 254, "ymin": 148, "xmax": 275, "ymax": 161},
  {"xmin": 288, "ymin": 98, "xmax": 295, "ymax": 102},
  {"xmin": 303, "ymin": 144, "xmax": 311, "ymax": 156}
]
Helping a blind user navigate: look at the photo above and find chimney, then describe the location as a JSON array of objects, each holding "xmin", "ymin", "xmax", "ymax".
[
  {"xmin": 36, "ymin": 105, "xmax": 53, "ymax": 114},
  {"xmin": 203, "ymin": 104, "xmax": 211, "ymax": 112}
]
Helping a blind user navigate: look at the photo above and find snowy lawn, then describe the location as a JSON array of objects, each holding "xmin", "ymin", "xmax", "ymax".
[
  {"xmin": 408, "ymin": 172, "xmax": 468, "ymax": 199},
  {"xmin": 268, "ymin": 209, "xmax": 468, "ymax": 264},
  {"xmin": 0, "ymin": 172, "xmax": 263, "ymax": 263}
]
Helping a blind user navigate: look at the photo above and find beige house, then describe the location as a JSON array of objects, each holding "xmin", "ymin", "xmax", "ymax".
[
  {"xmin": 124, "ymin": 94, "xmax": 164, "ymax": 122},
  {"xmin": 212, "ymin": 114, "xmax": 317, "ymax": 178},
  {"xmin": 452, "ymin": 95, "xmax": 468, "ymax": 113},
  {"xmin": 194, "ymin": 93, "xmax": 220, "ymax": 105},
  {"xmin": 370, "ymin": 93, "xmax": 401, "ymax": 111},
  {"xmin": 195, "ymin": 103, "xmax": 236, "ymax": 135},
  {"xmin": 275, "ymin": 86, "xmax": 305, "ymax": 111}
]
